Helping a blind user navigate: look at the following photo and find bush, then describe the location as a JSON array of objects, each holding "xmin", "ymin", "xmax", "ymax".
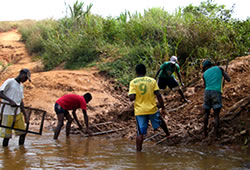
[{"xmin": 19, "ymin": 0, "xmax": 249, "ymax": 86}]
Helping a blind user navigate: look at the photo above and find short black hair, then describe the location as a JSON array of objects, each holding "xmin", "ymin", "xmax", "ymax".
[
  {"xmin": 135, "ymin": 64, "xmax": 146, "ymax": 75},
  {"xmin": 83, "ymin": 93, "xmax": 92, "ymax": 102}
]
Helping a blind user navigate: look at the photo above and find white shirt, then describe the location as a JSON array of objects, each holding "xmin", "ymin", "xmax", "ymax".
[{"xmin": 0, "ymin": 78, "xmax": 24, "ymax": 115}]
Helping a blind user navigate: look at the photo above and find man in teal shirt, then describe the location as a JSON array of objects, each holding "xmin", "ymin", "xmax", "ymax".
[
  {"xmin": 155, "ymin": 56, "xmax": 189, "ymax": 103},
  {"xmin": 202, "ymin": 59, "xmax": 231, "ymax": 138}
]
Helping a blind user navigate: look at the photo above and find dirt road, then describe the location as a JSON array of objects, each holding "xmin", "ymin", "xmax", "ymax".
[{"xmin": 0, "ymin": 30, "xmax": 121, "ymax": 126}]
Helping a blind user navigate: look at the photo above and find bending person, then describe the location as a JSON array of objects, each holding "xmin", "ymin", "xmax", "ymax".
[
  {"xmin": 155, "ymin": 56, "xmax": 189, "ymax": 103},
  {"xmin": 54, "ymin": 93, "xmax": 92, "ymax": 139}
]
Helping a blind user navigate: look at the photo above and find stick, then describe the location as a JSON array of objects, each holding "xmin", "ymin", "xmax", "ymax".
[
  {"xmin": 155, "ymin": 137, "xmax": 169, "ymax": 145},
  {"xmin": 89, "ymin": 128, "xmax": 125, "ymax": 136},
  {"xmin": 166, "ymin": 103, "xmax": 188, "ymax": 113},
  {"xmin": 89, "ymin": 121, "xmax": 113, "ymax": 127},
  {"xmin": 144, "ymin": 132, "xmax": 162, "ymax": 142}
]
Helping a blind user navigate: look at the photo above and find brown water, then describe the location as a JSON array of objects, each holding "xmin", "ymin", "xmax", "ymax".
[{"xmin": 0, "ymin": 130, "xmax": 249, "ymax": 169}]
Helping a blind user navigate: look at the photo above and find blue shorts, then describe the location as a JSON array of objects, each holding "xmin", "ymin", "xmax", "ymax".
[
  {"xmin": 136, "ymin": 111, "xmax": 161, "ymax": 135},
  {"xmin": 203, "ymin": 90, "xmax": 222, "ymax": 110},
  {"xmin": 158, "ymin": 76, "xmax": 179, "ymax": 89},
  {"xmin": 54, "ymin": 103, "xmax": 69, "ymax": 115}
]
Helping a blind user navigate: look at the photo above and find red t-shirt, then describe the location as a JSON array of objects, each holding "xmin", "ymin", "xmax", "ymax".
[{"xmin": 56, "ymin": 94, "xmax": 86, "ymax": 111}]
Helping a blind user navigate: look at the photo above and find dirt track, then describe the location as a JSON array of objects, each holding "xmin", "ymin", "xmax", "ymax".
[
  {"xmin": 0, "ymin": 30, "xmax": 249, "ymax": 146},
  {"xmin": 0, "ymin": 30, "xmax": 121, "ymax": 127}
]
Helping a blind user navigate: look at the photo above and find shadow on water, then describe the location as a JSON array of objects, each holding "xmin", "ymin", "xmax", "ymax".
[{"xmin": 0, "ymin": 130, "xmax": 249, "ymax": 169}]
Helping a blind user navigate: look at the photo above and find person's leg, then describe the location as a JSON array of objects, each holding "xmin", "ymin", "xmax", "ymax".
[
  {"xmin": 136, "ymin": 134, "xmax": 144, "ymax": 151},
  {"xmin": 214, "ymin": 108, "xmax": 221, "ymax": 138},
  {"xmin": 19, "ymin": 134, "xmax": 26, "ymax": 145},
  {"xmin": 204, "ymin": 109, "xmax": 210, "ymax": 137},
  {"xmin": 158, "ymin": 77, "xmax": 167, "ymax": 90},
  {"xmin": 1, "ymin": 115, "xmax": 13, "ymax": 147},
  {"xmin": 167, "ymin": 76, "xmax": 189, "ymax": 102},
  {"xmin": 54, "ymin": 114, "xmax": 64, "ymax": 139},
  {"xmin": 136, "ymin": 115, "xmax": 148, "ymax": 151},
  {"xmin": 65, "ymin": 112, "xmax": 73, "ymax": 137},
  {"xmin": 159, "ymin": 116, "xmax": 170, "ymax": 136},
  {"xmin": 177, "ymin": 89, "xmax": 189, "ymax": 102},
  {"xmin": 3, "ymin": 138, "xmax": 10, "ymax": 147},
  {"xmin": 14, "ymin": 113, "xmax": 27, "ymax": 145}
]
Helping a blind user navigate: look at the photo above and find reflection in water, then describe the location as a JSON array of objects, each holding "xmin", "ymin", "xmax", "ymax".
[
  {"xmin": 0, "ymin": 130, "xmax": 249, "ymax": 169},
  {"xmin": 1, "ymin": 146, "xmax": 29, "ymax": 170}
]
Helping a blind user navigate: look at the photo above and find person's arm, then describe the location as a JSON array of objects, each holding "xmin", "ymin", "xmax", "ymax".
[
  {"xmin": 72, "ymin": 109, "xmax": 83, "ymax": 130},
  {"xmin": 0, "ymin": 91, "xmax": 17, "ymax": 106},
  {"xmin": 82, "ymin": 109, "xmax": 89, "ymax": 130},
  {"xmin": 155, "ymin": 69, "xmax": 161, "ymax": 79},
  {"xmin": 20, "ymin": 100, "xmax": 29, "ymax": 123},
  {"xmin": 176, "ymin": 71, "xmax": 184, "ymax": 87},
  {"xmin": 220, "ymin": 67, "xmax": 231, "ymax": 82},
  {"xmin": 129, "ymin": 94, "xmax": 136, "ymax": 101},
  {"xmin": 154, "ymin": 90, "xmax": 165, "ymax": 115},
  {"xmin": 202, "ymin": 75, "xmax": 206, "ymax": 89}
]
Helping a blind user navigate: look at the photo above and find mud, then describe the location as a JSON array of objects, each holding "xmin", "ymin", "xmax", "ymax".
[{"xmin": 0, "ymin": 30, "xmax": 249, "ymax": 148}]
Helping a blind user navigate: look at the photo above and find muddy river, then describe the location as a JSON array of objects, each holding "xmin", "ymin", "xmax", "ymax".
[{"xmin": 0, "ymin": 130, "xmax": 249, "ymax": 169}]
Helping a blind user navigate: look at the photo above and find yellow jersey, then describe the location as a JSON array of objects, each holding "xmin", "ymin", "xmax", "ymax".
[{"xmin": 128, "ymin": 76, "xmax": 159, "ymax": 116}]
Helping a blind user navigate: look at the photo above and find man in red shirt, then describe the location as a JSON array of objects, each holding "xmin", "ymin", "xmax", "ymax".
[{"xmin": 53, "ymin": 93, "xmax": 92, "ymax": 139}]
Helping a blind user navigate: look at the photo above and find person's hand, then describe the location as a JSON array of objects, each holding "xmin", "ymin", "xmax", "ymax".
[{"xmin": 9, "ymin": 100, "xmax": 17, "ymax": 107}]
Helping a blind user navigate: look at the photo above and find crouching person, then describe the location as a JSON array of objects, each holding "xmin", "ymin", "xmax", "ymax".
[{"xmin": 54, "ymin": 93, "xmax": 92, "ymax": 139}]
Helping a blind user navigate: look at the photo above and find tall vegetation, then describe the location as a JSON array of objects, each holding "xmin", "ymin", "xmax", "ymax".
[{"xmin": 19, "ymin": 0, "xmax": 250, "ymax": 85}]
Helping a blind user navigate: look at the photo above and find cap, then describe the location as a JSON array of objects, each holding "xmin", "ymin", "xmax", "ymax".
[
  {"xmin": 20, "ymin": 68, "xmax": 31, "ymax": 82},
  {"xmin": 170, "ymin": 56, "xmax": 178, "ymax": 64},
  {"xmin": 202, "ymin": 59, "xmax": 212, "ymax": 68}
]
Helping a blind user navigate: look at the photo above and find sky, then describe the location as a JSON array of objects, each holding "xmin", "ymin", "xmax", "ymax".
[{"xmin": 0, "ymin": 0, "xmax": 249, "ymax": 21}]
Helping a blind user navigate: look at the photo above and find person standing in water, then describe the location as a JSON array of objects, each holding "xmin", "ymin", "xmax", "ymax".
[
  {"xmin": 54, "ymin": 93, "xmax": 92, "ymax": 139},
  {"xmin": 0, "ymin": 69, "xmax": 31, "ymax": 147},
  {"xmin": 129, "ymin": 63, "xmax": 170, "ymax": 151}
]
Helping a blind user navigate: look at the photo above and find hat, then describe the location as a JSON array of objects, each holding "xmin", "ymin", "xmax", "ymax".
[
  {"xmin": 170, "ymin": 56, "xmax": 178, "ymax": 64},
  {"xmin": 202, "ymin": 59, "xmax": 212, "ymax": 68},
  {"xmin": 20, "ymin": 68, "xmax": 31, "ymax": 82}
]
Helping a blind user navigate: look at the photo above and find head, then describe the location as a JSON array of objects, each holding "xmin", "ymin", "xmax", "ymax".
[
  {"xmin": 135, "ymin": 64, "xmax": 146, "ymax": 76},
  {"xmin": 170, "ymin": 56, "xmax": 178, "ymax": 64},
  {"xmin": 18, "ymin": 68, "xmax": 31, "ymax": 83},
  {"xmin": 83, "ymin": 93, "xmax": 92, "ymax": 103},
  {"xmin": 202, "ymin": 59, "xmax": 213, "ymax": 72}
]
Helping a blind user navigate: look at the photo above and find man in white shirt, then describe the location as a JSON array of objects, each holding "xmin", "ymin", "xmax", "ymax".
[{"xmin": 0, "ymin": 69, "xmax": 30, "ymax": 147}]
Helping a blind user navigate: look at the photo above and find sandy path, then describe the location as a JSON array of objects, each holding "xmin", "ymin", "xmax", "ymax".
[{"xmin": 0, "ymin": 30, "xmax": 120, "ymax": 121}]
